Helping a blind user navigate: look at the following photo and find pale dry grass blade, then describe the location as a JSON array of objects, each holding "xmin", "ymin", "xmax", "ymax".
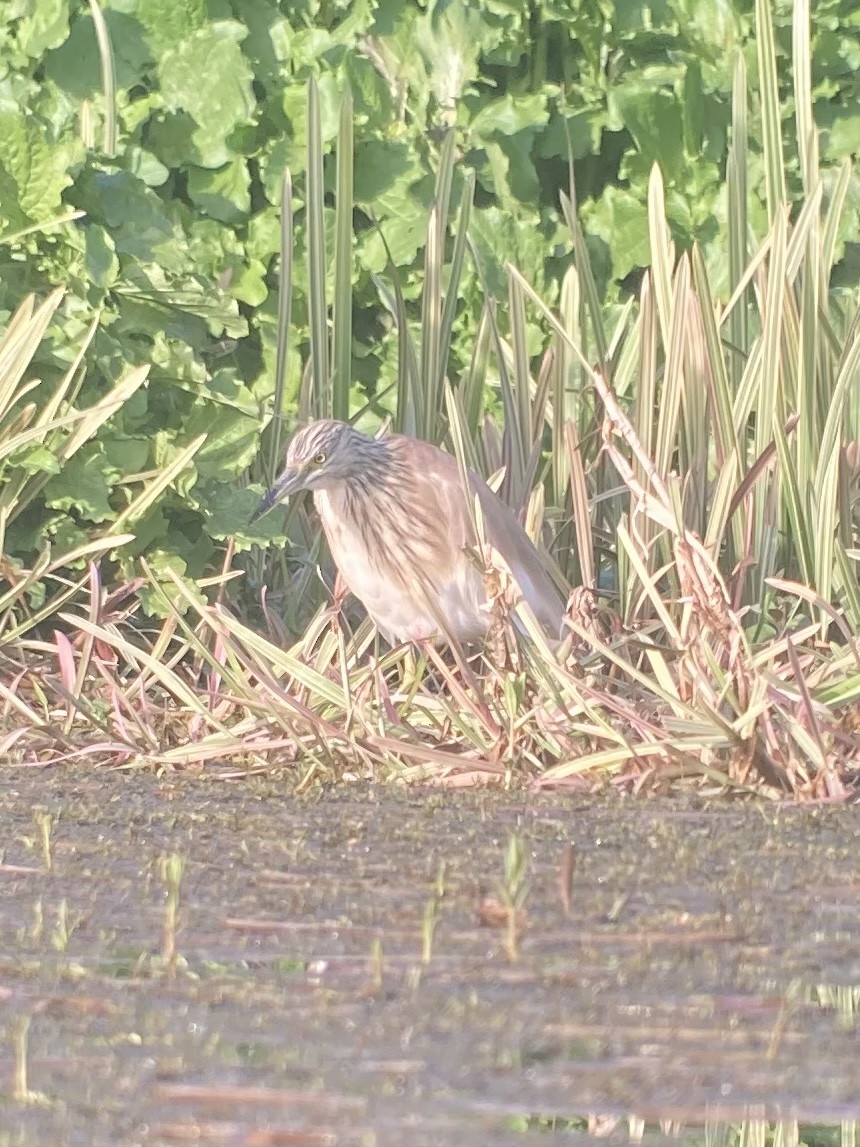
[
  {"xmin": 59, "ymin": 365, "xmax": 149, "ymax": 461},
  {"xmin": 0, "ymin": 291, "xmax": 64, "ymax": 420},
  {"xmin": 58, "ymin": 613, "xmax": 230, "ymax": 734},
  {"xmin": 564, "ymin": 420, "xmax": 594, "ymax": 590},
  {"xmin": 113, "ymin": 434, "xmax": 205, "ymax": 529}
]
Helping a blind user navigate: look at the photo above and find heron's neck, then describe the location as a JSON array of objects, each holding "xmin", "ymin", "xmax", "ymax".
[{"xmin": 340, "ymin": 434, "xmax": 394, "ymax": 498}]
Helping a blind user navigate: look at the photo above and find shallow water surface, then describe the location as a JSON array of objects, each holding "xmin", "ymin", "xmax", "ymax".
[{"xmin": 0, "ymin": 771, "xmax": 858, "ymax": 1145}]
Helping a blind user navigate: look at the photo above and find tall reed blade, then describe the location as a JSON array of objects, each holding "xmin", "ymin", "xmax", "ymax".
[
  {"xmin": 755, "ymin": 0, "xmax": 787, "ymax": 222},
  {"xmin": 89, "ymin": 0, "xmax": 116, "ymax": 157},
  {"xmin": 726, "ymin": 51, "xmax": 749, "ymax": 390},
  {"xmin": 332, "ymin": 89, "xmax": 354, "ymax": 424},
  {"xmin": 269, "ymin": 169, "xmax": 294, "ymax": 482},
  {"xmin": 306, "ymin": 75, "xmax": 329, "ymax": 417}
]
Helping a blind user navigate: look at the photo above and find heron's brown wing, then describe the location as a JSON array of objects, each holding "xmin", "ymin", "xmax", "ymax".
[
  {"xmin": 389, "ymin": 435, "xmax": 566, "ymax": 639},
  {"xmin": 387, "ymin": 435, "xmax": 475, "ymax": 545},
  {"xmin": 473, "ymin": 480, "xmax": 566, "ymax": 638},
  {"xmin": 380, "ymin": 437, "xmax": 486, "ymax": 641}
]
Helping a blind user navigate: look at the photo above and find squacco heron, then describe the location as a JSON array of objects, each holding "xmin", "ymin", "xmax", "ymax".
[{"xmin": 252, "ymin": 419, "xmax": 565, "ymax": 645}]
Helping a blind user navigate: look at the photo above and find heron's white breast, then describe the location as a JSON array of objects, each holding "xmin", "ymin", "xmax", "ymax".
[{"xmin": 314, "ymin": 487, "xmax": 489, "ymax": 643}]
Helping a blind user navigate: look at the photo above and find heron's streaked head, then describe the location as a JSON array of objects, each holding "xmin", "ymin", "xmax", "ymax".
[{"xmin": 251, "ymin": 420, "xmax": 381, "ymax": 523}]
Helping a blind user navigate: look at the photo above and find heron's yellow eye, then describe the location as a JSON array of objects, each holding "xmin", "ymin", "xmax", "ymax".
[{"xmin": 313, "ymin": 451, "xmax": 326, "ymax": 465}]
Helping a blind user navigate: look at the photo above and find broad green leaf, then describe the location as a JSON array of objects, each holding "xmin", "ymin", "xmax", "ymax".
[
  {"xmin": 482, "ymin": 136, "xmax": 540, "ymax": 204},
  {"xmin": 413, "ymin": 0, "xmax": 485, "ymax": 110},
  {"xmin": 102, "ymin": 436, "xmax": 150, "ymax": 475},
  {"xmin": 353, "ymin": 139, "xmax": 421, "ymax": 204},
  {"xmin": 822, "ymin": 112, "xmax": 860, "ymax": 162},
  {"xmin": 44, "ymin": 9, "xmax": 152, "ymax": 97},
  {"xmin": 239, "ymin": 0, "xmax": 292, "ymax": 81},
  {"xmin": 585, "ymin": 186, "xmax": 651, "ymax": 283},
  {"xmin": 202, "ymin": 481, "xmax": 286, "ymax": 546},
  {"xmin": 84, "ymin": 225, "xmax": 120, "ymax": 289},
  {"xmin": 608, "ymin": 83, "xmax": 685, "ymax": 182},
  {"xmin": 40, "ymin": 514, "xmax": 91, "ymax": 556},
  {"xmin": 187, "ymin": 159, "xmax": 251, "ymax": 224},
  {"xmin": 357, "ymin": 209, "xmax": 428, "ymax": 274},
  {"xmin": 3, "ymin": 444, "xmax": 60, "ymax": 478},
  {"xmin": 669, "ymin": 0, "xmax": 745, "ymax": 63},
  {"xmin": 157, "ymin": 22, "xmax": 256, "ymax": 168},
  {"xmin": 43, "ymin": 445, "xmax": 118, "ymax": 523},
  {"xmin": 469, "ymin": 93, "xmax": 549, "ymax": 139},
  {"xmin": 230, "ymin": 258, "xmax": 268, "ymax": 307},
  {"xmin": 183, "ymin": 405, "xmax": 260, "ymax": 479},
  {"xmin": 16, "ymin": 0, "xmax": 69, "ymax": 58},
  {"xmin": 0, "ymin": 109, "xmax": 77, "ymax": 230},
  {"xmin": 534, "ymin": 108, "xmax": 604, "ymax": 161},
  {"xmin": 277, "ymin": 71, "xmax": 342, "ymax": 166},
  {"xmin": 133, "ymin": 551, "xmax": 208, "ymax": 617},
  {"xmin": 82, "ymin": 171, "xmax": 173, "ymax": 258},
  {"xmin": 136, "ymin": 0, "xmax": 209, "ymax": 57},
  {"xmin": 344, "ymin": 52, "xmax": 395, "ymax": 126}
]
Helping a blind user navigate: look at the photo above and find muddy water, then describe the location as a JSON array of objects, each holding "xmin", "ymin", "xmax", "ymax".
[{"xmin": 0, "ymin": 771, "xmax": 858, "ymax": 1146}]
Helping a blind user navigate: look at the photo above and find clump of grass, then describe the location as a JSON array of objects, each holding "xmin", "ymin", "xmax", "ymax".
[
  {"xmin": 368, "ymin": 937, "xmax": 384, "ymax": 992},
  {"xmin": 12, "ymin": 1014, "xmax": 49, "ymax": 1106},
  {"xmin": 501, "ymin": 831, "xmax": 529, "ymax": 962},
  {"xmin": 475, "ymin": 831, "xmax": 529, "ymax": 961},
  {"xmin": 421, "ymin": 890, "xmax": 440, "ymax": 965},
  {"xmin": 33, "ymin": 810, "xmax": 55, "ymax": 872},
  {"xmin": 51, "ymin": 898, "xmax": 84, "ymax": 953},
  {"xmin": 159, "ymin": 852, "xmax": 186, "ymax": 975}
]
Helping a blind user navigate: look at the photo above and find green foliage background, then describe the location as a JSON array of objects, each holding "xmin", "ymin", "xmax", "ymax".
[{"xmin": 2, "ymin": 0, "xmax": 859, "ymax": 592}]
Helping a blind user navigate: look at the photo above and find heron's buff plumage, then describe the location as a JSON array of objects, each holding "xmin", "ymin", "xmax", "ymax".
[{"xmin": 258, "ymin": 420, "xmax": 565, "ymax": 646}]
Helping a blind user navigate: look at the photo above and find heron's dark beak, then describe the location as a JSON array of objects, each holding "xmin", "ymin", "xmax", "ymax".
[{"xmin": 250, "ymin": 467, "xmax": 309, "ymax": 524}]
